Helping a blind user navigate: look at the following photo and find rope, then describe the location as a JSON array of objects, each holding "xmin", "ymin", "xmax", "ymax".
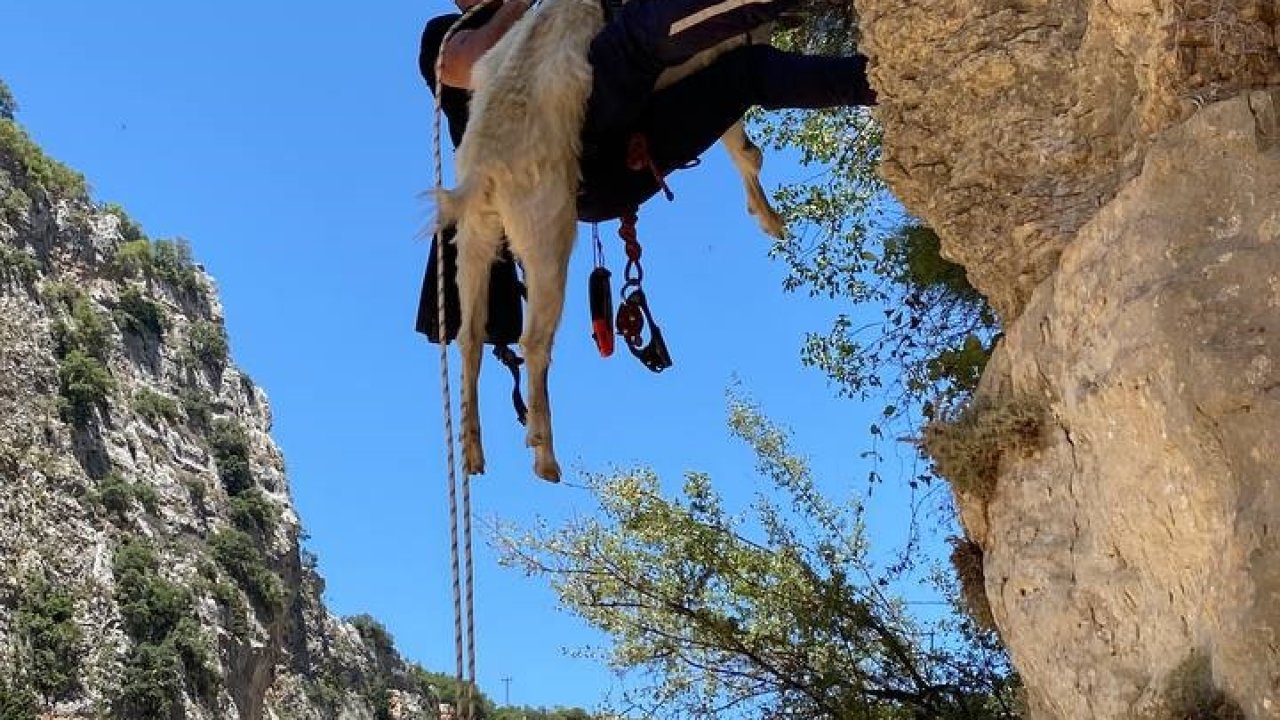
[{"xmin": 431, "ymin": 4, "xmax": 501, "ymax": 717}]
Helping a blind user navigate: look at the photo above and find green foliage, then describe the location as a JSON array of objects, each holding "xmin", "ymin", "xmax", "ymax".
[
  {"xmin": 178, "ymin": 387, "xmax": 214, "ymax": 430},
  {"xmin": 170, "ymin": 617, "xmax": 220, "ymax": 702},
  {"xmin": 305, "ymin": 673, "xmax": 346, "ymax": 714},
  {"xmin": 52, "ymin": 292, "xmax": 113, "ymax": 362},
  {"xmin": 134, "ymin": 388, "xmax": 182, "ymax": 425},
  {"xmin": 103, "ymin": 203, "xmax": 146, "ymax": 243},
  {"xmin": 51, "ymin": 294, "xmax": 116, "ymax": 425},
  {"xmin": 94, "ymin": 471, "xmax": 159, "ymax": 519},
  {"xmin": 210, "ymin": 527, "xmax": 284, "ymax": 618},
  {"xmin": 495, "ymin": 396, "xmax": 1019, "ymax": 720},
  {"xmin": 209, "ymin": 418, "xmax": 253, "ymax": 495},
  {"xmin": 186, "ymin": 320, "xmax": 229, "ymax": 368},
  {"xmin": 412, "ymin": 667, "xmax": 493, "ymax": 718},
  {"xmin": 111, "ymin": 539, "xmax": 220, "ymax": 713},
  {"xmin": 111, "ymin": 239, "xmax": 153, "ymax": 279},
  {"xmin": 791, "ymin": 224, "xmax": 997, "ymax": 425},
  {"xmin": 755, "ymin": 10, "xmax": 1001, "ymax": 501},
  {"xmin": 153, "ymin": 239, "xmax": 201, "ymax": 296},
  {"xmin": 0, "ymin": 186, "xmax": 32, "ymax": 227},
  {"xmin": 406, "ymin": 666, "xmax": 598, "ymax": 720},
  {"xmin": 349, "ymin": 613, "xmax": 396, "ymax": 660},
  {"xmin": 922, "ymin": 399, "xmax": 1044, "ymax": 503},
  {"xmin": 491, "ymin": 707, "xmax": 598, "ymax": 720},
  {"xmin": 108, "ymin": 235, "xmax": 202, "ymax": 297},
  {"xmin": 371, "ymin": 680, "xmax": 393, "ymax": 720},
  {"xmin": 113, "ymin": 539, "xmax": 192, "ymax": 644},
  {"xmin": 118, "ymin": 641, "xmax": 183, "ymax": 719},
  {"xmin": 204, "ymin": 572, "xmax": 252, "ymax": 640},
  {"xmin": 50, "ymin": 290, "xmax": 116, "ymax": 425},
  {"xmin": 0, "ymin": 118, "xmax": 88, "ymax": 200},
  {"xmin": 57, "ymin": 349, "xmax": 114, "ymax": 423},
  {"xmin": 0, "ymin": 79, "xmax": 16, "ymax": 121},
  {"xmin": 14, "ymin": 576, "xmax": 83, "ymax": 703},
  {"xmin": 0, "ymin": 677, "xmax": 38, "ymax": 720},
  {"xmin": 0, "ymin": 244, "xmax": 38, "ymax": 282},
  {"xmin": 39, "ymin": 280, "xmax": 78, "ymax": 309},
  {"xmin": 228, "ymin": 488, "xmax": 279, "ymax": 539},
  {"xmin": 114, "ymin": 285, "xmax": 167, "ymax": 338}
]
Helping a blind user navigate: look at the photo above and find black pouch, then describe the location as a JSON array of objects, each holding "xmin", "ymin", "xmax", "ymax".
[{"xmin": 416, "ymin": 225, "xmax": 524, "ymax": 345}]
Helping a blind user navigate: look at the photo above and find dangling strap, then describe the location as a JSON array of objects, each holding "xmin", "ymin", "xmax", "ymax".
[
  {"xmin": 626, "ymin": 133, "xmax": 675, "ymax": 201},
  {"xmin": 492, "ymin": 344, "xmax": 528, "ymax": 425}
]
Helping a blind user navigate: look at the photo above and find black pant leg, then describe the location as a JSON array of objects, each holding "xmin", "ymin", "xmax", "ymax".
[
  {"xmin": 584, "ymin": 0, "xmax": 802, "ymax": 136},
  {"xmin": 640, "ymin": 45, "xmax": 875, "ymax": 169}
]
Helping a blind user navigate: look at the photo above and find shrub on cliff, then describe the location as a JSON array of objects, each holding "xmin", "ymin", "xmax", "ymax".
[
  {"xmin": 922, "ymin": 398, "xmax": 1044, "ymax": 504},
  {"xmin": 57, "ymin": 349, "xmax": 114, "ymax": 424},
  {"xmin": 210, "ymin": 527, "xmax": 285, "ymax": 618},
  {"xmin": 209, "ymin": 418, "xmax": 253, "ymax": 495},
  {"xmin": 186, "ymin": 319, "xmax": 229, "ymax": 369},
  {"xmin": 114, "ymin": 286, "xmax": 167, "ymax": 339},
  {"xmin": 14, "ymin": 576, "xmax": 83, "ymax": 704},
  {"xmin": 0, "ymin": 120, "xmax": 87, "ymax": 201}
]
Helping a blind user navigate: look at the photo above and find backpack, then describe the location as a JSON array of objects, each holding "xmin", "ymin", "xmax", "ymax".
[
  {"xmin": 415, "ymin": 224, "xmax": 524, "ymax": 345},
  {"xmin": 417, "ymin": 225, "xmax": 529, "ymax": 425}
]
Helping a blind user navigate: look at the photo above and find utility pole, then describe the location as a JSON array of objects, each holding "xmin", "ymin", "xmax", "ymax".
[{"xmin": 501, "ymin": 676, "xmax": 512, "ymax": 706}]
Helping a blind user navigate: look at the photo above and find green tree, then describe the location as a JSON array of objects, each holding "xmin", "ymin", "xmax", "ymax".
[
  {"xmin": 495, "ymin": 397, "xmax": 1017, "ymax": 720},
  {"xmin": 0, "ymin": 79, "xmax": 16, "ymax": 121},
  {"xmin": 751, "ymin": 18, "xmax": 999, "ymax": 445}
]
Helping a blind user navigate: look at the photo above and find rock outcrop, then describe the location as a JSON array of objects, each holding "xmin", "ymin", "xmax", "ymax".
[
  {"xmin": 857, "ymin": 0, "xmax": 1280, "ymax": 717},
  {"xmin": 0, "ymin": 109, "xmax": 434, "ymax": 718}
]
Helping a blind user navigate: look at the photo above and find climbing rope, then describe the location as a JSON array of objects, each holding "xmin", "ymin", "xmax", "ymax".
[{"xmin": 431, "ymin": 3, "xmax": 503, "ymax": 717}]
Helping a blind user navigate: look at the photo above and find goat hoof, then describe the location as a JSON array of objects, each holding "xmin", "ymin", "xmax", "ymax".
[
  {"xmin": 755, "ymin": 209, "xmax": 786, "ymax": 240},
  {"xmin": 534, "ymin": 456, "xmax": 561, "ymax": 483},
  {"xmin": 462, "ymin": 443, "xmax": 486, "ymax": 475}
]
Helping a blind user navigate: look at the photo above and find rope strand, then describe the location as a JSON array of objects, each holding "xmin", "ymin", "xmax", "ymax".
[{"xmin": 431, "ymin": 3, "xmax": 501, "ymax": 717}]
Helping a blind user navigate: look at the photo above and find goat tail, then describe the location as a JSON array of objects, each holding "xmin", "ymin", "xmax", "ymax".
[{"xmin": 433, "ymin": 181, "xmax": 473, "ymax": 234}]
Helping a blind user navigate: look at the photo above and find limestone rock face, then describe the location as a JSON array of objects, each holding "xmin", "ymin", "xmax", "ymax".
[
  {"xmin": 0, "ymin": 124, "xmax": 434, "ymax": 718},
  {"xmin": 858, "ymin": 0, "xmax": 1279, "ymax": 320},
  {"xmin": 856, "ymin": 0, "xmax": 1280, "ymax": 717},
  {"xmin": 978, "ymin": 94, "xmax": 1280, "ymax": 719}
]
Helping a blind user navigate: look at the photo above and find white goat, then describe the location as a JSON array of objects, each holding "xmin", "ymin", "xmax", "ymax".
[{"xmin": 437, "ymin": 0, "xmax": 781, "ymax": 482}]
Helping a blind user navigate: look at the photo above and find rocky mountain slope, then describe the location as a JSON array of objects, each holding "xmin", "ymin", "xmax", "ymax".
[
  {"xmin": 0, "ymin": 97, "xmax": 437, "ymax": 719},
  {"xmin": 857, "ymin": 0, "xmax": 1280, "ymax": 718}
]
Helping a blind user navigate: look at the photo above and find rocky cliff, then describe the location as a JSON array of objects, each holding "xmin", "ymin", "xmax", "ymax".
[
  {"xmin": 0, "ymin": 106, "xmax": 436, "ymax": 718},
  {"xmin": 857, "ymin": 0, "xmax": 1280, "ymax": 718}
]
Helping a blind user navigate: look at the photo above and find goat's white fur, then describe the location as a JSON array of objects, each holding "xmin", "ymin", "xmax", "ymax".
[{"xmin": 437, "ymin": 0, "xmax": 782, "ymax": 481}]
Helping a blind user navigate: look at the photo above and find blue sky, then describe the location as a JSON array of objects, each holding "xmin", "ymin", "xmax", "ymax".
[{"xmin": 1, "ymin": 1, "xmax": 938, "ymax": 712}]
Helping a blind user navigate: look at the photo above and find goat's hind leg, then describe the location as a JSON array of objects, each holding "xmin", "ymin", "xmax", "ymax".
[
  {"xmin": 455, "ymin": 213, "xmax": 504, "ymax": 475},
  {"xmin": 506, "ymin": 202, "xmax": 574, "ymax": 483},
  {"xmin": 720, "ymin": 121, "xmax": 785, "ymax": 239}
]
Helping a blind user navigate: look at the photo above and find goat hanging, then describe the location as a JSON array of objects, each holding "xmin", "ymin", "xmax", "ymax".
[{"xmin": 436, "ymin": 0, "xmax": 782, "ymax": 482}]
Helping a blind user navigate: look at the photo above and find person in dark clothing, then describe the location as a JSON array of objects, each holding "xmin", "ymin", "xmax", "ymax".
[
  {"xmin": 419, "ymin": 0, "xmax": 875, "ymax": 222},
  {"xmin": 415, "ymin": 0, "xmax": 875, "ymax": 344}
]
